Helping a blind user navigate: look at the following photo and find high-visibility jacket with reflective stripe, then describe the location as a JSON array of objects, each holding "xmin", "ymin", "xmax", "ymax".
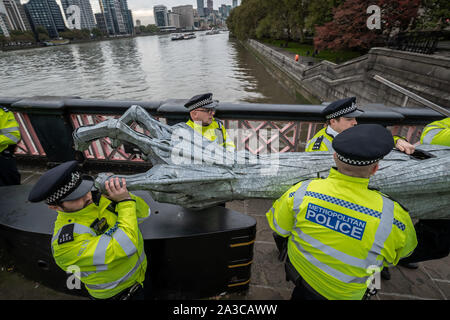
[
  {"xmin": 420, "ymin": 118, "xmax": 450, "ymax": 147},
  {"xmin": 305, "ymin": 127, "xmax": 334, "ymax": 152},
  {"xmin": 266, "ymin": 168, "xmax": 417, "ymax": 300},
  {"xmin": 0, "ymin": 109, "xmax": 21, "ymax": 153},
  {"xmin": 186, "ymin": 118, "xmax": 235, "ymax": 148},
  {"xmin": 305, "ymin": 126, "xmax": 403, "ymax": 153},
  {"xmin": 51, "ymin": 193, "xmax": 150, "ymax": 299}
]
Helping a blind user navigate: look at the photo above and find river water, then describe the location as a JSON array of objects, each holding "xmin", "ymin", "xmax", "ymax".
[{"xmin": 0, "ymin": 32, "xmax": 311, "ymax": 104}]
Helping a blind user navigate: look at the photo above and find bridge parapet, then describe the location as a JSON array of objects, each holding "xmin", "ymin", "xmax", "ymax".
[{"xmin": 1, "ymin": 96, "xmax": 444, "ymax": 168}]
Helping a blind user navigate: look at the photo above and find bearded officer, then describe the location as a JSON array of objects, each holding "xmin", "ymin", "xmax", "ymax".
[
  {"xmin": 267, "ymin": 124, "xmax": 417, "ymax": 300},
  {"xmin": 305, "ymin": 97, "xmax": 415, "ymax": 155},
  {"xmin": 28, "ymin": 161, "xmax": 150, "ymax": 300},
  {"xmin": 184, "ymin": 93, "xmax": 235, "ymax": 149}
]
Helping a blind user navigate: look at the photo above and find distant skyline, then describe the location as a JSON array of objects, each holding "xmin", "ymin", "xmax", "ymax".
[{"xmin": 20, "ymin": 0, "xmax": 238, "ymax": 26}]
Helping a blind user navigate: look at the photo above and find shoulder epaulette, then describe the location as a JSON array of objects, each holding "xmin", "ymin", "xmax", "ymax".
[
  {"xmin": 1, "ymin": 106, "xmax": 9, "ymax": 113},
  {"xmin": 58, "ymin": 224, "xmax": 75, "ymax": 245},
  {"xmin": 312, "ymin": 136, "xmax": 324, "ymax": 150}
]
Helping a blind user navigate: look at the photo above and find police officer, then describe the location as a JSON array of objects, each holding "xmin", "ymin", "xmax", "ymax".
[
  {"xmin": 184, "ymin": 93, "xmax": 235, "ymax": 149},
  {"xmin": 266, "ymin": 124, "xmax": 417, "ymax": 300},
  {"xmin": 420, "ymin": 117, "xmax": 450, "ymax": 146},
  {"xmin": 305, "ymin": 97, "xmax": 415, "ymax": 155},
  {"xmin": 28, "ymin": 161, "xmax": 150, "ymax": 300},
  {"xmin": 399, "ymin": 117, "xmax": 450, "ymax": 265},
  {"xmin": 0, "ymin": 106, "xmax": 21, "ymax": 186}
]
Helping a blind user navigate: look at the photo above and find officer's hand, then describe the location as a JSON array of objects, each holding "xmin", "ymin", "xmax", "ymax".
[
  {"xmin": 104, "ymin": 177, "xmax": 131, "ymax": 202},
  {"xmin": 396, "ymin": 139, "xmax": 415, "ymax": 155}
]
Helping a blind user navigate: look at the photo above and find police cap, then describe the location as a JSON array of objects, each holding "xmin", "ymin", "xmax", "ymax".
[
  {"xmin": 322, "ymin": 97, "xmax": 364, "ymax": 120},
  {"xmin": 184, "ymin": 93, "xmax": 218, "ymax": 112},
  {"xmin": 28, "ymin": 160, "xmax": 94, "ymax": 205},
  {"xmin": 332, "ymin": 124, "xmax": 394, "ymax": 166}
]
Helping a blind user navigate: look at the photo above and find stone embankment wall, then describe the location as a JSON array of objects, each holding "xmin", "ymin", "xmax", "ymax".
[{"xmin": 246, "ymin": 39, "xmax": 450, "ymax": 108}]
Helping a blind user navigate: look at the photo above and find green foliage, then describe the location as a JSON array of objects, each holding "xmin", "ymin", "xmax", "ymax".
[
  {"xmin": 59, "ymin": 29, "xmax": 91, "ymax": 40},
  {"xmin": 139, "ymin": 24, "xmax": 159, "ymax": 33},
  {"xmin": 415, "ymin": 0, "xmax": 450, "ymax": 30},
  {"xmin": 262, "ymin": 38, "xmax": 363, "ymax": 63},
  {"xmin": 91, "ymin": 28, "xmax": 105, "ymax": 38}
]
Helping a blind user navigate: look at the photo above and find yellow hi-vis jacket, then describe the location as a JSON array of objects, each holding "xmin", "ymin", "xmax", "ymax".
[
  {"xmin": 186, "ymin": 118, "xmax": 235, "ymax": 149},
  {"xmin": 305, "ymin": 127, "xmax": 334, "ymax": 152},
  {"xmin": 266, "ymin": 168, "xmax": 417, "ymax": 300},
  {"xmin": 51, "ymin": 193, "xmax": 150, "ymax": 299},
  {"xmin": 420, "ymin": 118, "xmax": 450, "ymax": 147},
  {"xmin": 0, "ymin": 107, "xmax": 21, "ymax": 153},
  {"xmin": 305, "ymin": 126, "xmax": 403, "ymax": 152}
]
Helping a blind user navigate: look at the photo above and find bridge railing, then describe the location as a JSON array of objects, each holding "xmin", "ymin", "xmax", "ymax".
[{"xmin": 1, "ymin": 96, "xmax": 444, "ymax": 169}]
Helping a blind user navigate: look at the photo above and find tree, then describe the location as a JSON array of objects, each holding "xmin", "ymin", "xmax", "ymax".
[
  {"xmin": 314, "ymin": 0, "xmax": 420, "ymax": 51},
  {"xmin": 415, "ymin": 0, "xmax": 450, "ymax": 30},
  {"xmin": 379, "ymin": 0, "xmax": 420, "ymax": 36},
  {"xmin": 314, "ymin": 0, "xmax": 379, "ymax": 51},
  {"xmin": 91, "ymin": 28, "xmax": 104, "ymax": 38}
]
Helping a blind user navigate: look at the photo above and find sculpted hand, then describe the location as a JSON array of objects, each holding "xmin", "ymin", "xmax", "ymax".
[{"xmin": 104, "ymin": 177, "xmax": 131, "ymax": 202}]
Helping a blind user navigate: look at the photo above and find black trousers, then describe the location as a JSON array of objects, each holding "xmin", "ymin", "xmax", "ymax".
[
  {"xmin": 0, "ymin": 154, "xmax": 20, "ymax": 186},
  {"xmin": 401, "ymin": 219, "xmax": 450, "ymax": 264}
]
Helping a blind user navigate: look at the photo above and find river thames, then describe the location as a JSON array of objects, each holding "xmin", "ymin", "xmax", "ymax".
[{"xmin": 0, "ymin": 32, "xmax": 310, "ymax": 104}]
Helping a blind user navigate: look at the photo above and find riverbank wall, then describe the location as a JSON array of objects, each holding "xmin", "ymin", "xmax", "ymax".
[{"xmin": 244, "ymin": 39, "xmax": 450, "ymax": 108}]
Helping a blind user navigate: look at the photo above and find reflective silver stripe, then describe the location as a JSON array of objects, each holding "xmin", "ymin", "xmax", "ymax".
[
  {"xmin": 322, "ymin": 138, "xmax": 333, "ymax": 151},
  {"xmin": 293, "ymin": 181, "xmax": 311, "ymax": 214},
  {"xmin": 85, "ymin": 250, "xmax": 145, "ymax": 291},
  {"xmin": 94, "ymin": 234, "xmax": 111, "ymax": 271},
  {"xmin": 270, "ymin": 207, "xmax": 290, "ymax": 236},
  {"xmin": 293, "ymin": 227, "xmax": 377, "ymax": 269},
  {"xmin": 51, "ymin": 223, "xmax": 96, "ymax": 245},
  {"xmin": 0, "ymin": 127, "xmax": 19, "ymax": 133},
  {"xmin": 113, "ymin": 228, "xmax": 137, "ymax": 257},
  {"xmin": 1, "ymin": 131, "xmax": 19, "ymax": 143},
  {"xmin": 291, "ymin": 238, "xmax": 368, "ymax": 284},
  {"xmin": 422, "ymin": 128, "xmax": 442, "ymax": 144},
  {"xmin": 367, "ymin": 196, "xmax": 394, "ymax": 263},
  {"xmin": 290, "ymin": 185, "xmax": 395, "ymax": 283}
]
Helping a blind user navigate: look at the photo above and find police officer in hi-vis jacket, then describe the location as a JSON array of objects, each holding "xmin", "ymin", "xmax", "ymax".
[
  {"xmin": 267, "ymin": 124, "xmax": 417, "ymax": 300},
  {"xmin": 28, "ymin": 161, "xmax": 150, "ymax": 300},
  {"xmin": 305, "ymin": 97, "xmax": 415, "ymax": 155}
]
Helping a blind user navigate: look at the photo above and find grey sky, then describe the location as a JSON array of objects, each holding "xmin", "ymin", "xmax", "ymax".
[{"xmin": 20, "ymin": 0, "xmax": 238, "ymax": 25}]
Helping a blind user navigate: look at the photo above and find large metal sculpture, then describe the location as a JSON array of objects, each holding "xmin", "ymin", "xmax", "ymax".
[{"xmin": 73, "ymin": 105, "xmax": 450, "ymax": 219}]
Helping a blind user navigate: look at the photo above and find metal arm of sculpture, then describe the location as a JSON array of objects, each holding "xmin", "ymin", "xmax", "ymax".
[{"xmin": 73, "ymin": 105, "xmax": 450, "ymax": 219}]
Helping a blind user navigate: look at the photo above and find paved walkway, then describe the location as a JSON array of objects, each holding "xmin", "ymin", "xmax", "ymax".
[{"xmin": 0, "ymin": 169, "xmax": 448, "ymax": 300}]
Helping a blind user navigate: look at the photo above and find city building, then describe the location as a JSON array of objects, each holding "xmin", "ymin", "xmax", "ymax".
[
  {"xmin": 0, "ymin": 1, "xmax": 11, "ymax": 37},
  {"xmin": 94, "ymin": 12, "xmax": 107, "ymax": 34},
  {"xmin": 232, "ymin": 0, "xmax": 238, "ymax": 8},
  {"xmin": 135, "ymin": 19, "xmax": 140, "ymax": 27},
  {"xmin": 167, "ymin": 10, "xmax": 180, "ymax": 29},
  {"xmin": 99, "ymin": 0, "xmax": 126, "ymax": 35},
  {"xmin": 153, "ymin": 4, "xmax": 167, "ymax": 27},
  {"xmin": 119, "ymin": 0, "xmax": 134, "ymax": 35},
  {"xmin": 1, "ymin": 0, "xmax": 32, "ymax": 32},
  {"xmin": 207, "ymin": 0, "xmax": 213, "ymax": 11},
  {"xmin": 24, "ymin": 0, "xmax": 66, "ymax": 38},
  {"xmin": 172, "ymin": 4, "xmax": 194, "ymax": 30},
  {"xmin": 60, "ymin": 0, "xmax": 96, "ymax": 30},
  {"xmin": 196, "ymin": 0, "xmax": 204, "ymax": 17}
]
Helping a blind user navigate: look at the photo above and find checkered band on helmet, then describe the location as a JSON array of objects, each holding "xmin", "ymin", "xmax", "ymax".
[
  {"xmin": 326, "ymin": 103, "xmax": 357, "ymax": 120},
  {"xmin": 189, "ymin": 97, "xmax": 214, "ymax": 110},
  {"xmin": 45, "ymin": 171, "xmax": 82, "ymax": 204},
  {"xmin": 336, "ymin": 153, "xmax": 381, "ymax": 166}
]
